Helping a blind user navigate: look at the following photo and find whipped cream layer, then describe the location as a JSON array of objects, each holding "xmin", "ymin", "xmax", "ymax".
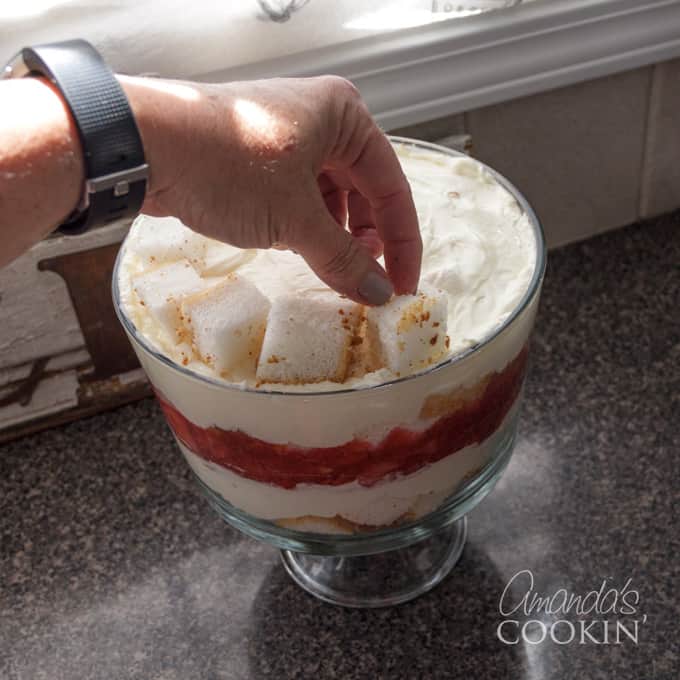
[{"xmin": 118, "ymin": 143, "xmax": 537, "ymax": 392}]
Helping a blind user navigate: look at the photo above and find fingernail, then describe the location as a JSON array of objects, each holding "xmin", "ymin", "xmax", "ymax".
[{"xmin": 358, "ymin": 271, "xmax": 393, "ymax": 305}]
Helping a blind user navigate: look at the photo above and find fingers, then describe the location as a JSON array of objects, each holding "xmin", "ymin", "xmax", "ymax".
[
  {"xmin": 316, "ymin": 78, "xmax": 421, "ymax": 293},
  {"xmin": 345, "ymin": 125, "xmax": 422, "ymax": 294},
  {"xmin": 348, "ymin": 190, "xmax": 383, "ymax": 258},
  {"xmin": 318, "ymin": 173, "xmax": 347, "ymax": 227},
  {"xmin": 319, "ymin": 174, "xmax": 382, "ymax": 258},
  {"xmin": 287, "ymin": 189, "xmax": 394, "ymax": 306}
]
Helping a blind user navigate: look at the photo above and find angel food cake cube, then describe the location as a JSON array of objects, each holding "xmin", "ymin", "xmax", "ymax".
[
  {"xmin": 366, "ymin": 286, "xmax": 448, "ymax": 377},
  {"xmin": 126, "ymin": 216, "xmax": 209, "ymax": 267},
  {"xmin": 181, "ymin": 275, "xmax": 270, "ymax": 375},
  {"xmin": 127, "ymin": 215, "xmax": 254, "ymax": 276},
  {"xmin": 132, "ymin": 260, "xmax": 206, "ymax": 342},
  {"xmin": 256, "ymin": 294, "xmax": 361, "ymax": 384}
]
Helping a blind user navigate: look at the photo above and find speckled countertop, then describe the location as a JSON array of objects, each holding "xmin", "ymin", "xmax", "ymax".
[{"xmin": 1, "ymin": 214, "xmax": 679, "ymax": 680}]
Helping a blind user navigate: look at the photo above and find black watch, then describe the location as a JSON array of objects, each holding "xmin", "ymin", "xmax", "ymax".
[{"xmin": 2, "ymin": 39, "xmax": 148, "ymax": 234}]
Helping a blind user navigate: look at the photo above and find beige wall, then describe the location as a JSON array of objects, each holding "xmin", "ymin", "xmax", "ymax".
[{"xmin": 390, "ymin": 59, "xmax": 680, "ymax": 249}]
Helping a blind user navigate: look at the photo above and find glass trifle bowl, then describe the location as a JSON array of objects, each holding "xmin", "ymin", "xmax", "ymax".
[{"xmin": 112, "ymin": 137, "xmax": 546, "ymax": 607}]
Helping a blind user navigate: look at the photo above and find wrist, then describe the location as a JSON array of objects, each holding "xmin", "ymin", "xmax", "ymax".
[{"xmin": 117, "ymin": 75, "xmax": 190, "ymax": 200}]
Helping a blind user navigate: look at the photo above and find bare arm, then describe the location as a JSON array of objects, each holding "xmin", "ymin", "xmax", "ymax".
[
  {"xmin": 0, "ymin": 75, "xmax": 422, "ymax": 303},
  {"xmin": 0, "ymin": 78, "xmax": 84, "ymax": 265},
  {"xmin": 0, "ymin": 77, "xmax": 173, "ymax": 266}
]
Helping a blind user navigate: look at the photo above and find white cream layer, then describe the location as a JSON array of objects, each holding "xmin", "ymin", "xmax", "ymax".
[
  {"xmin": 118, "ymin": 143, "xmax": 537, "ymax": 392},
  {"xmin": 178, "ymin": 403, "xmax": 517, "ymax": 527}
]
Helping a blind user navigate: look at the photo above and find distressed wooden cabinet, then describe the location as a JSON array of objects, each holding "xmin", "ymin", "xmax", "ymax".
[{"xmin": 0, "ymin": 221, "xmax": 150, "ymax": 443}]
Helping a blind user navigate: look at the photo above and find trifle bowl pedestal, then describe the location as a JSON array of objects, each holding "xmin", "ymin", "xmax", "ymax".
[
  {"xmin": 112, "ymin": 138, "xmax": 546, "ymax": 608},
  {"xmin": 279, "ymin": 519, "xmax": 469, "ymax": 608}
]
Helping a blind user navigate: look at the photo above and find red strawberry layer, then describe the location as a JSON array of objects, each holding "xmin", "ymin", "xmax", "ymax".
[{"xmin": 156, "ymin": 346, "xmax": 528, "ymax": 490}]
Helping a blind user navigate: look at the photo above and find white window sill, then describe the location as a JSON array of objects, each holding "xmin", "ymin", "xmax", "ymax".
[
  {"xmin": 202, "ymin": 0, "xmax": 680, "ymax": 129},
  {"xmin": 2, "ymin": 1, "xmax": 680, "ymax": 129}
]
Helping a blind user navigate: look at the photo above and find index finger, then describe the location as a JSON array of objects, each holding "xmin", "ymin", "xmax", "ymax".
[{"xmin": 344, "ymin": 124, "xmax": 422, "ymax": 295}]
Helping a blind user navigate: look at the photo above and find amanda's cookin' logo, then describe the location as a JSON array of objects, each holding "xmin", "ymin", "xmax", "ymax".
[{"xmin": 496, "ymin": 570, "xmax": 647, "ymax": 645}]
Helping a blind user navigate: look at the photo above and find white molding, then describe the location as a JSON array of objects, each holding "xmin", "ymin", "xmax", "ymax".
[{"xmin": 200, "ymin": 0, "xmax": 680, "ymax": 129}]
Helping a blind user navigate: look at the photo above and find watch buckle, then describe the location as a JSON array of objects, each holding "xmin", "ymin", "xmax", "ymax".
[
  {"xmin": 79, "ymin": 163, "xmax": 149, "ymax": 210},
  {"xmin": 2, "ymin": 53, "xmax": 30, "ymax": 79}
]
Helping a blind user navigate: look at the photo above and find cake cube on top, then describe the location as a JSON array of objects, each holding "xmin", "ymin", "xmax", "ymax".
[
  {"xmin": 181, "ymin": 274, "xmax": 270, "ymax": 376},
  {"xmin": 197, "ymin": 241, "xmax": 256, "ymax": 277},
  {"xmin": 365, "ymin": 285, "xmax": 448, "ymax": 377},
  {"xmin": 126, "ymin": 216, "xmax": 209, "ymax": 268},
  {"xmin": 256, "ymin": 294, "xmax": 361, "ymax": 384},
  {"xmin": 128, "ymin": 215, "xmax": 255, "ymax": 276},
  {"xmin": 132, "ymin": 260, "xmax": 206, "ymax": 342}
]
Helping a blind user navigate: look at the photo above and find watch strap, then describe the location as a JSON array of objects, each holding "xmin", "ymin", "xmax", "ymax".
[{"xmin": 7, "ymin": 40, "xmax": 148, "ymax": 233}]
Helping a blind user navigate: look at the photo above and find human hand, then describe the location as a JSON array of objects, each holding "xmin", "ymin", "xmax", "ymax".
[{"xmin": 120, "ymin": 75, "xmax": 422, "ymax": 305}]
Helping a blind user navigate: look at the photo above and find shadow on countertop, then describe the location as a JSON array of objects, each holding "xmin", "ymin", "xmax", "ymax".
[{"xmin": 246, "ymin": 540, "xmax": 526, "ymax": 679}]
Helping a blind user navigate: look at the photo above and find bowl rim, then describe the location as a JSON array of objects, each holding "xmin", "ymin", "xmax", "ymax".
[{"xmin": 111, "ymin": 135, "xmax": 547, "ymax": 398}]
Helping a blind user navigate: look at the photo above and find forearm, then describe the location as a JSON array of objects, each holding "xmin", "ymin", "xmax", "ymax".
[
  {"xmin": 0, "ymin": 75, "xmax": 184, "ymax": 268},
  {"xmin": 0, "ymin": 78, "xmax": 84, "ymax": 266},
  {"xmin": 117, "ymin": 74, "xmax": 191, "ymax": 209}
]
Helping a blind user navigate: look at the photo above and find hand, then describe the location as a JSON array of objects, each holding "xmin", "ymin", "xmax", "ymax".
[{"xmin": 121, "ymin": 75, "xmax": 422, "ymax": 305}]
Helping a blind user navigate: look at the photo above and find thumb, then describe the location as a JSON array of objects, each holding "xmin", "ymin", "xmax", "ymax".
[{"xmin": 288, "ymin": 197, "xmax": 394, "ymax": 306}]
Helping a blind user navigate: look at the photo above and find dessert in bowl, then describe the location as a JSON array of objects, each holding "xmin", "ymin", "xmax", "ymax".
[{"xmin": 113, "ymin": 137, "xmax": 545, "ymax": 606}]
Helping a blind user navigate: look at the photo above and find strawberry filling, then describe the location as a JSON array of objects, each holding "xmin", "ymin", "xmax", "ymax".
[{"xmin": 156, "ymin": 346, "xmax": 528, "ymax": 489}]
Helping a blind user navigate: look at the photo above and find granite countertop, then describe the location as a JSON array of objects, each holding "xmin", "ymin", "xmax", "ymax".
[{"xmin": 1, "ymin": 214, "xmax": 678, "ymax": 680}]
